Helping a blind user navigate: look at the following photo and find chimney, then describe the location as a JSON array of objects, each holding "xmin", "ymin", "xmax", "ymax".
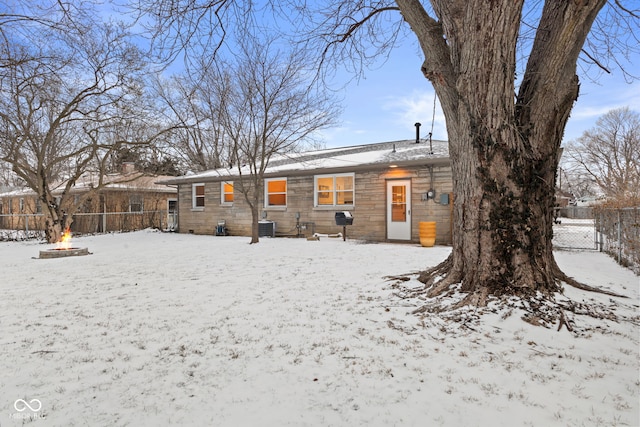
[
  {"xmin": 121, "ymin": 162, "xmax": 136, "ymax": 174},
  {"xmin": 414, "ymin": 122, "xmax": 421, "ymax": 143}
]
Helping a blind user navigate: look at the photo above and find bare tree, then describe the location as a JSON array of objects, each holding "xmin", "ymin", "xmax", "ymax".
[
  {"xmin": 0, "ymin": 11, "xmax": 161, "ymax": 243},
  {"xmin": 558, "ymin": 166, "xmax": 596, "ymax": 201},
  {"xmin": 152, "ymin": 73, "xmax": 229, "ymax": 172},
  {"xmin": 211, "ymin": 33, "xmax": 340, "ymax": 243},
  {"xmin": 135, "ymin": 0, "xmax": 638, "ymax": 307},
  {"xmin": 563, "ymin": 107, "xmax": 640, "ymax": 201}
]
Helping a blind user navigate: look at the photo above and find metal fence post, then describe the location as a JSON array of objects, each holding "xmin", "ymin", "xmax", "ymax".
[
  {"xmin": 617, "ymin": 210, "xmax": 622, "ymax": 263},
  {"xmin": 598, "ymin": 211, "xmax": 603, "ymax": 252},
  {"xmin": 592, "ymin": 213, "xmax": 597, "ymax": 250}
]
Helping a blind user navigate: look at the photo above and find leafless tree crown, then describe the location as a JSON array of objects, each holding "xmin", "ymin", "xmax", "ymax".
[{"xmin": 563, "ymin": 107, "xmax": 640, "ymax": 200}]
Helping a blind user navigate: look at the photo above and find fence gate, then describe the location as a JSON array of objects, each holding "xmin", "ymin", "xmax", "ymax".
[{"xmin": 552, "ymin": 216, "xmax": 598, "ymax": 250}]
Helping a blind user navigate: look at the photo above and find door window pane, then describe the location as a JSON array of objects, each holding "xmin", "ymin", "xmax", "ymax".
[{"xmin": 391, "ymin": 185, "xmax": 406, "ymax": 221}]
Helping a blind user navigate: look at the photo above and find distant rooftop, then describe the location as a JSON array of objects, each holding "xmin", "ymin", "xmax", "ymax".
[{"xmin": 0, "ymin": 169, "xmax": 177, "ymax": 198}]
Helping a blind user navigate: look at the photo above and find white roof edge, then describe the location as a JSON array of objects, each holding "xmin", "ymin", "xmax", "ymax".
[{"xmin": 159, "ymin": 139, "xmax": 450, "ymax": 185}]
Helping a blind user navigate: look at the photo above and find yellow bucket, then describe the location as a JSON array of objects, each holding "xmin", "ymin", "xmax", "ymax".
[{"xmin": 419, "ymin": 221, "xmax": 436, "ymax": 247}]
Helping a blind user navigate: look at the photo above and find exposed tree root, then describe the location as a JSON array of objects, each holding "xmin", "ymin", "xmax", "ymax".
[
  {"xmin": 413, "ymin": 254, "xmax": 628, "ymax": 301},
  {"xmin": 557, "ymin": 310, "xmax": 573, "ymax": 332},
  {"xmin": 551, "ymin": 262, "xmax": 627, "ymax": 298},
  {"xmin": 413, "ymin": 256, "xmax": 466, "ymax": 300},
  {"xmin": 388, "ymin": 281, "xmax": 637, "ymax": 333},
  {"xmin": 387, "ymin": 254, "xmax": 630, "ymax": 329}
]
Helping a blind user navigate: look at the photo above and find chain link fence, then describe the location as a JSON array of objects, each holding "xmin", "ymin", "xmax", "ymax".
[
  {"xmin": 0, "ymin": 210, "xmax": 172, "ymax": 241},
  {"xmin": 552, "ymin": 213, "xmax": 597, "ymax": 250},
  {"xmin": 553, "ymin": 206, "xmax": 597, "ymax": 250},
  {"xmin": 4, "ymin": 207, "xmax": 635, "ymax": 274},
  {"xmin": 594, "ymin": 206, "xmax": 640, "ymax": 275}
]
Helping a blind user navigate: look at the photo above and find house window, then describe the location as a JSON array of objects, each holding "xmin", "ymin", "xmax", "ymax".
[
  {"xmin": 129, "ymin": 194, "xmax": 143, "ymax": 212},
  {"xmin": 192, "ymin": 183, "xmax": 205, "ymax": 209},
  {"xmin": 19, "ymin": 198, "xmax": 24, "ymax": 212},
  {"xmin": 265, "ymin": 178, "xmax": 287, "ymax": 207},
  {"xmin": 8, "ymin": 199, "xmax": 13, "ymax": 214},
  {"xmin": 36, "ymin": 199, "xmax": 42, "ymax": 214},
  {"xmin": 315, "ymin": 174, "xmax": 354, "ymax": 206},
  {"xmin": 221, "ymin": 181, "xmax": 234, "ymax": 204}
]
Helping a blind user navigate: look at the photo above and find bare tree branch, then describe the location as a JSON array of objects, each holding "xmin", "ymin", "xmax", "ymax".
[{"xmin": 563, "ymin": 107, "xmax": 640, "ymax": 200}]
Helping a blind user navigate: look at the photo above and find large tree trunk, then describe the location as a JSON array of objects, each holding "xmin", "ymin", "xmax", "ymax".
[
  {"xmin": 250, "ymin": 205, "xmax": 260, "ymax": 244},
  {"xmin": 44, "ymin": 217, "xmax": 63, "ymax": 244},
  {"xmin": 242, "ymin": 177, "xmax": 261, "ymax": 244},
  {"xmin": 42, "ymin": 193, "xmax": 64, "ymax": 244},
  {"xmin": 40, "ymin": 190, "xmax": 75, "ymax": 244},
  {"xmin": 430, "ymin": 106, "xmax": 562, "ymax": 303},
  {"xmin": 397, "ymin": 0, "xmax": 605, "ymax": 304}
]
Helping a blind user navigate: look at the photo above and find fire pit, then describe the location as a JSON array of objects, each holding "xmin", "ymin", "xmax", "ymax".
[
  {"xmin": 38, "ymin": 228, "xmax": 91, "ymax": 259},
  {"xmin": 39, "ymin": 247, "xmax": 91, "ymax": 259}
]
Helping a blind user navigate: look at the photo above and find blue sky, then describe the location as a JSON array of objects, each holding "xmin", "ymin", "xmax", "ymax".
[
  {"xmin": 97, "ymin": 0, "xmax": 637, "ymax": 151},
  {"xmin": 320, "ymin": 40, "xmax": 639, "ymax": 148},
  {"xmin": 8, "ymin": 1, "xmax": 637, "ymax": 151}
]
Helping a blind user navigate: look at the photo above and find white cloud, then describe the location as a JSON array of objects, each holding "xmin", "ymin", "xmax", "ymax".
[{"xmin": 385, "ymin": 90, "xmax": 448, "ymax": 140}]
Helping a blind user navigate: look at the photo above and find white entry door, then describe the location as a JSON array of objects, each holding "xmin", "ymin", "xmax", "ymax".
[{"xmin": 386, "ymin": 180, "xmax": 411, "ymax": 240}]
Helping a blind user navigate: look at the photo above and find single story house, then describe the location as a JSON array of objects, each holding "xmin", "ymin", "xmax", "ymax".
[
  {"xmin": 0, "ymin": 163, "xmax": 178, "ymax": 234},
  {"xmin": 158, "ymin": 139, "xmax": 454, "ymax": 245}
]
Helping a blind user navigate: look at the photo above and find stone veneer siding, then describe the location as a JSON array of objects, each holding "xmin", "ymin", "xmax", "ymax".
[{"xmin": 176, "ymin": 165, "xmax": 453, "ymax": 245}]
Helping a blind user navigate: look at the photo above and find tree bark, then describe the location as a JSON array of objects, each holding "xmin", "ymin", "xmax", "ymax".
[
  {"xmin": 41, "ymin": 190, "xmax": 76, "ymax": 244},
  {"xmin": 42, "ymin": 193, "xmax": 64, "ymax": 244},
  {"xmin": 44, "ymin": 216, "xmax": 63, "ymax": 244},
  {"xmin": 250, "ymin": 203, "xmax": 260, "ymax": 244},
  {"xmin": 240, "ymin": 174, "xmax": 262, "ymax": 244},
  {"xmin": 397, "ymin": 0, "xmax": 606, "ymax": 304}
]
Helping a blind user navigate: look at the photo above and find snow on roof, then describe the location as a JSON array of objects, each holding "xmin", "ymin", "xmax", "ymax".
[
  {"xmin": 78, "ymin": 172, "xmax": 178, "ymax": 193},
  {"xmin": 0, "ymin": 172, "xmax": 177, "ymax": 198},
  {"xmin": 0, "ymin": 187, "xmax": 34, "ymax": 197},
  {"xmin": 159, "ymin": 139, "xmax": 450, "ymax": 184}
]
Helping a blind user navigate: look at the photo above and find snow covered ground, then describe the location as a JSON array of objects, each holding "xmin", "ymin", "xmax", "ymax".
[{"xmin": 0, "ymin": 230, "xmax": 638, "ymax": 427}]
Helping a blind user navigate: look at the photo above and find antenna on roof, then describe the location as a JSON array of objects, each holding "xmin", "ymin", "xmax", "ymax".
[
  {"xmin": 429, "ymin": 94, "xmax": 437, "ymax": 154},
  {"xmin": 428, "ymin": 132, "xmax": 433, "ymax": 155}
]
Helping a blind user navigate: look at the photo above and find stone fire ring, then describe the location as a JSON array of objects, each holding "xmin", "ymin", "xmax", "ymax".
[{"xmin": 39, "ymin": 247, "xmax": 91, "ymax": 259}]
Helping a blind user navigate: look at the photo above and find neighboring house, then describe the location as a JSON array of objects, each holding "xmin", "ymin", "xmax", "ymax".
[
  {"xmin": 555, "ymin": 189, "xmax": 575, "ymax": 208},
  {"xmin": 0, "ymin": 163, "xmax": 178, "ymax": 234},
  {"xmin": 158, "ymin": 139, "xmax": 455, "ymax": 244},
  {"xmin": 575, "ymin": 195, "xmax": 606, "ymax": 207}
]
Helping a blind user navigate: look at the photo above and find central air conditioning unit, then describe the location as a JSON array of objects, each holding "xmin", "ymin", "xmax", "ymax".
[{"xmin": 258, "ymin": 220, "xmax": 276, "ymax": 237}]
